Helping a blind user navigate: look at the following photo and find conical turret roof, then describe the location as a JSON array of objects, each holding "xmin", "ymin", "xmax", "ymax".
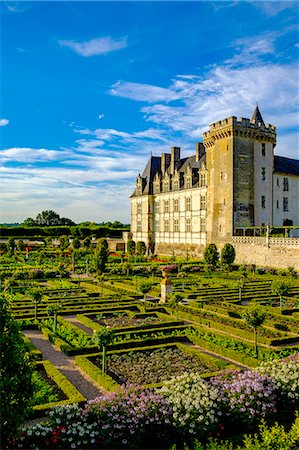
[{"xmin": 251, "ymin": 104, "xmax": 265, "ymax": 125}]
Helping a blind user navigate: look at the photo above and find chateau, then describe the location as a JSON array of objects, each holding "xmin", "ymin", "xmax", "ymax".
[{"xmin": 130, "ymin": 107, "xmax": 299, "ymax": 255}]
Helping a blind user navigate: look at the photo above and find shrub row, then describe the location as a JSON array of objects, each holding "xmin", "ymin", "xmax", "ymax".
[
  {"xmin": 32, "ymin": 360, "xmax": 85, "ymax": 416},
  {"xmin": 74, "ymin": 355, "xmax": 120, "ymax": 392}
]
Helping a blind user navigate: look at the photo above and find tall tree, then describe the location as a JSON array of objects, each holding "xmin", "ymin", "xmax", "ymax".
[
  {"xmin": 92, "ymin": 328, "xmax": 115, "ymax": 373},
  {"xmin": 0, "ymin": 296, "xmax": 33, "ymax": 446},
  {"xmin": 221, "ymin": 243, "xmax": 236, "ymax": 268},
  {"xmin": 93, "ymin": 239, "xmax": 109, "ymax": 274},
  {"xmin": 271, "ymin": 280, "xmax": 290, "ymax": 312},
  {"xmin": 244, "ymin": 304, "xmax": 266, "ymax": 356},
  {"xmin": 203, "ymin": 243, "xmax": 219, "ymax": 269},
  {"xmin": 136, "ymin": 241, "xmax": 147, "ymax": 255},
  {"xmin": 31, "ymin": 289, "xmax": 43, "ymax": 321},
  {"xmin": 138, "ymin": 280, "xmax": 152, "ymax": 300}
]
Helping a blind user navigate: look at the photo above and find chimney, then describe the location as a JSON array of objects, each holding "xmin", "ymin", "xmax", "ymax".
[
  {"xmin": 161, "ymin": 153, "xmax": 171, "ymax": 174},
  {"xmin": 196, "ymin": 142, "xmax": 205, "ymax": 162},
  {"xmin": 170, "ymin": 146, "xmax": 181, "ymax": 174}
]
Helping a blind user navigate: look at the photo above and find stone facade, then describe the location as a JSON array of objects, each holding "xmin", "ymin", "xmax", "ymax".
[{"xmin": 130, "ymin": 107, "xmax": 299, "ymax": 255}]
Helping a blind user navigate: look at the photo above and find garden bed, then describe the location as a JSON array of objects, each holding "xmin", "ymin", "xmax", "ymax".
[{"xmin": 90, "ymin": 344, "xmax": 230, "ymax": 385}]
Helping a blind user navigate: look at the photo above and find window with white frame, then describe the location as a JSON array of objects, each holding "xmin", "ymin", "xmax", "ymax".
[
  {"xmin": 164, "ymin": 219, "xmax": 170, "ymax": 232},
  {"xmin": 186, "ymin": 218, "xmax": 191, "ymax": 232},
  {"xmin": 200, "ymin": 195, "xmax": 206, "ymax": 210},
  {"xmin": 174, "ymin": 219, "xmax": 179, "ymax": 232},
  {"xmin": 137, "ymin": 203, "xmax": 142, "ymax": 214},
  {"xmin": 137, "ymin": 220, "xmax": 142, "ymax": 232},
  {"xmin": 155, "ymin": 201, "xmax": 160, "ymax": 213},
  {"xmin": 200, "ymin": 217, "xmax": 206, "ymax": 232},
  {"xmin": 283, "ymin": 177, "xmax": 289, "ymax": 191},
  {"xmin": 200, "ymin": 172, "xmax": 207, "ymax": 187},
  {"xmin": 173, "ymin": 179, "xmax": 179, "ymax": 191},
  {"xmin": 283, "ymin": 197, "xmax": 289, "ymax": 212},
  {"xmin": 164, "ymin": 200, "xmax": 169, "ymax": 213},
  {"xmin": 185, "ymin": 197, "xmax": 191, "ymax": 211},
  {"xmin": 173, "ymin": 198, "xmax": 179, "ymax": 212},
  {"xmin": 186, "ymin": 177, "xmax": 192, "ymax": 189}
]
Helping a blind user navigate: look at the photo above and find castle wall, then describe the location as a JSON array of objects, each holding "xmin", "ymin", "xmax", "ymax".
[{"xmin": 155, "ymin": 240, "xmax": 299, "ymax": 270}]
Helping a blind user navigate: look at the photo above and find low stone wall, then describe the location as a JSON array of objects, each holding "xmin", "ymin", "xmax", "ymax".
[
  {"xmin": 231, "ymin": 242, "xmax": 299, "ymax": 270},
  {"xmin": 155, "ymin": 243, "xmax": 204, "ymax": 259},
  {"xmin": 155, "ymin": 240, "xmax": 299, "ymax": 270}
]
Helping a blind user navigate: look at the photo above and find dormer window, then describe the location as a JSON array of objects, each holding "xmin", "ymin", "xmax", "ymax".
[
  {"xmin": 200, "ymin": 172, "xmax": 207, "ymax": 187},
  {"xmin": 136, "ymin": 177, "xmax": 142, "ymax": 196},
  {"xmin": 186, "ymin": 177, "xmax": 192, "ymax": 189},
  {"xmin": 173, "ymin": 179, "xmax": 179, "ymax": 191}
]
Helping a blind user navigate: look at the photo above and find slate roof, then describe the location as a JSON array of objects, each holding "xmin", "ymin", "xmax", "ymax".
[
  {"xmin": 131, "ymin": 150, "xmax": 206, "ymax": 197},
  {"xmin": 274, "ymin": 156, "xmax": 299, "ymax": 176},
  {"xmin": 251, "ymin": 105, "xmax": 265, "ymax": 125}
]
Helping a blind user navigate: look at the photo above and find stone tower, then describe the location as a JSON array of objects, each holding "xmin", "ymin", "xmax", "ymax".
[{"xmin": 203, "ymin": 107, "xmax": 276, "ymax": 242}]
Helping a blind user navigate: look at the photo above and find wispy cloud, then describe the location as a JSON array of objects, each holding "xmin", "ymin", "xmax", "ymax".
[
  {"xmin": 110, "ymin": 81, "xmax": 179, "ymax": 103},
  {"xmin": 59, "ymin": 36, "xmax": 127, "ymax": 57},
  {"xmin": 253, "ymin": 1, "xmax": 296, "ymax": 17},
  {"xmin": 98, "ymin": 114, "xmax": 105, "ymax": 120},
  {"xmin": 0, "ymin": 118, "xmax": 9, "ymax": 126},
  {"xmin": 5, "ymin": 2, "xmax": 29, "ymax": 14}
]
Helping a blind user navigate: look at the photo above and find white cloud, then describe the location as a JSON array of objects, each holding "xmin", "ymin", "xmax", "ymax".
[
  {"xmin": 0, "ymin": 147, "xmax": 62, "ymax": 163},
  {"xmin": 98, "ymin": 114, "xmax": 105, "ymax": 120},
  {"xmin": 110, "ymin": 81, "xmax": 179, "ymax": 103},
  {"xmin": 137, "ymin": 63, "xmax": 299, "ymax": 156},
  {"xmin": 59, "ymin": 36, "xmax": 127, "ymax": 57},
  {"xmin": 0, "ymin": 118, "xmax": 9, "ymax": 126},
  {"xmin": 254, "ymin": 1, "xmax": 296, "ymax": 17}
]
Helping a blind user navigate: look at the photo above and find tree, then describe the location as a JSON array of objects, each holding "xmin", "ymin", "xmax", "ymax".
[
  {"xmin": 92, "ymin": 328, "xmax": 115, "ymax": 373},
  {"xmin": 136, "ymin": 241, "xmax": 147, "ymax": 255},
  {"xmin": 83, "ymin": 237, "xmax": 91, "ymax": 248},
  {"xmin": 271, "ymin": 280, "xmax": 290, "ymax": 312},
  {"xmin": 22, "ymin": 210, "xmax": 75, "ymax": 226},
  {"xmin": 22, "ymin": 217, "xmax": 36, "ymax": 226},
  {"xmin": 127, "ymin": 240, "xmax": 136, "ymax": 255},
  {"xmin": 72, "ymin": 237, "xmax": 81, "ymax": 249},
  {"xmin": 6, "ymin": 237, "xmax": 15, "ymax": 252},
  {"xmin": 93, "ymin": 238, "xmax": 109, "ymax": 274},
  {"xmin": 168, "ymin": 292, "xmax": 183, "ymax": 319},
  {"xmin": 59, "ymin": 235, "xmax": 69, "ymax": 251},
  {"xmin": 46, "ymin": 304, "xmax": 62, "ymax": 333},
  {"xmin": 0, "ymin": 296, "xmax": 33, "ymax": 446},
  {"xmin": 203, "ymin": 243, "xmax": 219, "ymax": 269},
  {"xmin": 221, "ymin": 243, "xmax": 236, "ymax": 268},
  {"xmin": 244, "ymin": 304, "xmax": 266, "ymax": 356},
  {"xmin": 17, "ymin": 239, "xmax": 26, "ymax": 251},
  {"xmin": 31, "ymin": 289, "xmax": 42, "ymax": 321},
  {"xmin": 98, "ymin": 274, "xmax": 106, "ymax": 297},
  {"xmin": 138, "ymin": 280, "xmax": 152, "ymax": 300}
]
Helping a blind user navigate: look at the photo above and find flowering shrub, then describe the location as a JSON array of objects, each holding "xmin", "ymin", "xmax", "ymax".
[
  {"xmin": 161, "ymin": 264, "xmax": 178, "ymax": 273},
  {"xmin": 210, "ymin": 369, "xmax": 277, "ymax": 428},
  {"xmin": 19, "ymin": 404, "xmax": 101, "ymax": 449},
  {"xmin": 159, "ymin": 373, "xmax": 221, "ymax": 438},
  {"xmin": 87, "ymin": 385, "xmax": 173, "ymax": 448},
  {"xmin": 257, "ymin": 352, "xmax": 299, "ymax": 405}
]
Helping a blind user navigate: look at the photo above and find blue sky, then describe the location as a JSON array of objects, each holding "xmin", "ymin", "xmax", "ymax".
[{"xmin": 1, "ymin": 1, "xmax": 298, "ymax": 224}]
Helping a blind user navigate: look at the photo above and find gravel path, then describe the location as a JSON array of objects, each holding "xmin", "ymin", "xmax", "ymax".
[
  {"xmin": 23, "ymin": 330, "xmax": 104, "ymax": 401},
  {"xmin": 64, "ymin": 315, "xmax": 94, "ymax": 335}
]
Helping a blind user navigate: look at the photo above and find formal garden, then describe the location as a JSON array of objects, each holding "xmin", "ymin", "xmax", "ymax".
[{"xmin": 1, "ymin": 226, "xmax": 299, "ymax": 449}]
